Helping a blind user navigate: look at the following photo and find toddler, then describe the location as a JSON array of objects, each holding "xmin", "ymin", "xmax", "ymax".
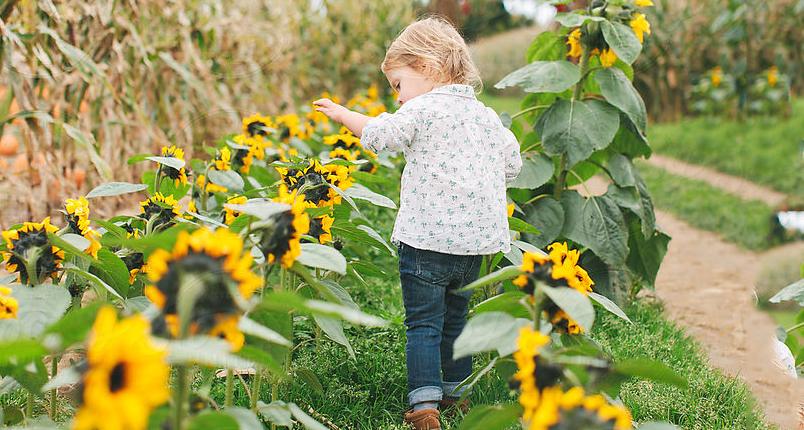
[{"xmin": 314, "ymin": 16, "xmax": 521, "ymax": 430}]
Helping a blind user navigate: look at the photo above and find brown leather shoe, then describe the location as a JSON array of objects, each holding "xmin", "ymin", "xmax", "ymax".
[
  {"xmin": 404, "ymin": 408, "xmax": 441, "ymax": 430},
  {"xmin": 439, "ymin": 398, "xmax": 469, "ymax": 415}
]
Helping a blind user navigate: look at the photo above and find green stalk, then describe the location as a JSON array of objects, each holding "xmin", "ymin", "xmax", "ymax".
[
  {"xmin": 555, "ymin": 47, "xmax": 594, "ymax": 200},
  {"xmin": 49, "ymin": 356, "xmax": 57, "ymax": 420},
  {"xmin": 26, "ymin": 390, "xmax": 33, "ymax": 419},
  {"xmin": 532, "ymin": 286, "xmax": 544, "ymax": 331},
  {"xmin": 173, "ymin": 365, "xmax": 188, "ymax": 430},
  {"xmin": 154, "ymin": 163, "xmax": 163, "ymax": 195},
  {"xmin": 173, "ymin": 271, "xmax": 205, "ymax": 430},
  {"xmin": 224, "ymin": 369, "xmax": 234, "ymax": 408},
  {"xmin": 250, "ymin": 368, "xmax": 262, "ymax": 410}
]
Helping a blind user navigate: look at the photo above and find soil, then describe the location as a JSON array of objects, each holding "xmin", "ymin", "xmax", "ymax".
[{"xmin": 585, "ymin": 155, "xmax": 804, "ymax": 429}]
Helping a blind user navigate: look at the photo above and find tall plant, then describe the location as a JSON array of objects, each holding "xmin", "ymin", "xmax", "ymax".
[{"xmin": 496, "ymin": 0, "xmax": 668, "ymax": 301}]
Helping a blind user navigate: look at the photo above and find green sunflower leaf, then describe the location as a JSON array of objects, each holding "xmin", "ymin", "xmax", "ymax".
[
  {"xmin": 507, "ymin": 153, "xmax": 554, "ymax": 190},
  {"xmin": 305, "ymin": 300, "xmax": 387, "ymax": 328},
  {"xmin": 223, "ymin": 201, "xmax": 291, "ymax": 220},
  {"xmin": 86, "ymin": 182, "xmax": 148, "ymax": 198},
  {"xmin": 238, "ymin": 316, "xmax": 291, "ymax": 346},
  {"xmin": 453, "ymin": 311, "xmax": 531, "ymax": 359},
  {"xmin": 471, "ymin": 291, "xmax": 530, "ymax": 319},
  {"xmin": 495, "ymin": 61, "xmax": 581, "ymax": 94},
  {"xmin": 539, "ymin": 285, "xmax": 595, "ymax": 332},
  {"xmin": 459, "ymin": 266, "xmax": 523, "ymax": 292},
  {"xmin": 311, "ymin": 313, "xmax": 355, "ymax": 361},
  {"xmin": 526, "ymin": 31, "xmax": 566, "ymax": 63},
  {"xmin": 595, "ymin": 67, "xmax": 648, "ymax": 133},
  {"xmin": 588, "ymin": 291, "xmax": 632, "ymax": 324},
  {"xmin": 601, "ymin": 20, "xmax": 642, "ymax": 65},
  {"xmin": 560, "ymin": 191, "xmax": 628, "ymax": 267},
  {"xmin": 288, "ymin": 403, "xmax": 328, "ymax": 430},
  {"xmin": 164, "ymin": 337, "xmax": 255, "ymax": 369},
  {"xmin": 207, "ymin": 169, "xmax": 244, "ymax": 193},
  {"xmin": 294, "ymin": 368, "xmax": 325, "ymax": 395},
  {"xmin": 186, "ymin": 411, "xmax": 239, "ymax": 430},
  {"xmin": 555, "ymin": 12, "xmax": 606, "ymax": 27},
  {"xmin": 343, "ymin": 183, "xmax": 396, "ymax": 209},
  {"xmin": 508, "ymin": 217, "xmax": 540, "ymax": 234},
  {"xmin": 146, "ymin": 156, "xmax": 185, "ymax": 170},
  {"xmin": 454, "ymin": 403, "xmax": 522, "ymax": 430},
  {"xmin": 256, "ymin": 401, "xmax": 293, "ymax": 427},
  {"xmin": 296, "ymin": 244, "xmax": 347, "ymax": 275},
  {"xmin": 535, "ymin": 99, "xmax": 619, "ymax": 168},
  {"xmin": 0, "ymin": 284, "xmax": 71, "ymax": 341},
  {"xmin": 612, "ymin": 357, "xmax": 688, "ymax": 389},
  {"xmin": 224, "ymin": 408, "xmax": 264, "ymax": 430}
]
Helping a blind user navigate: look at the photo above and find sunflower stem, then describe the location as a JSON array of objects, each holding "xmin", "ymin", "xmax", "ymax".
[
  {"xmin": 250, "ymin": 368, "xmax": 262, "ymax": 410},
  {"xmin": 49, "ymin": 356, "xmax": 57, "ymax": 420},
  {"xmin": 224, "ymin": 369, "xmax": 234, "ymax": 408},
  {"xmin": 25, "ymin": 390, "xmax": 33, "ymax": 419},
  {"xmin": 532, "ymin": 285, "xmax": 544, "ymax": 331},
  {"xmin": 173, "ymin": 365, "xmax": 188, "ymax": 430},
  {"xmin": 154, "ymin": 163, "xmax": 163, "ymax": 195},
  {"xmin": 23, "ymin": 247, "xmax": 42, "ymax": 286}
]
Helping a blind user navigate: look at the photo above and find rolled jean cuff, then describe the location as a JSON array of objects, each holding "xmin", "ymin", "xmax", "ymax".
[
  {"xmin": 441, "ymin": 380, "xmax": 469, "ymax": 399},
  {"xmin": 408, "ymin": 386, "xmax": 442, "ymax": 406}
]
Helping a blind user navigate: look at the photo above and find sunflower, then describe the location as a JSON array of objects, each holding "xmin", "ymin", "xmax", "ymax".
[
  {"xmin": 767, "ymin": 67, "xmax": 779, "ymax": 87},
  {"xmin": 139, "ymin": 193, "xmax": 182, "ymax": 230},
  {"xmin": 145, "ymin": 228, "xmax": 261, "ymax": 341},
  {"xmin": 0, "ymin": 286, "xmax": 19, "ymax": 319},
  {"xmin": 160, "ymin": 145, "xmax": 188, "ymax": 186},
  {"xmin": 214, "ymin": 147, "xmax": 232, "ymax": 171},
  {"xmin": 548, "ymin": 308, "xmax": 583, "ymax": 334},
  {"xmin": 524, "ymin": 386, "xmax": 633, "ymax": 430},
  {"xmin": 634, "ymin": 0, "xmax": 653, "ymax": 7},
  {"xmin": 64, "ymin": 197, "xmax": 102, "ymax": 258},
  {"xmin": 323, "ymin": 132, "xmax": 361, "ymax": 150},
  {"xmin": 281, "ymin": 159, "xmax": 347, "ymax": 208},
  {"xmin": 258, "ymin": 185, "xmax": 310, "ymax": 268},
  {"xmin": 308, "ymin": 212, "xmax": 334, "ymax": 244},
  {"xmin": 629, "ymin": 13, "xmax": 650, "ymax": 43},
  {"xmin": 225, "ymin": 195, "xmax": 247, "ymax": 225},
  {"xmin": 229, "ymin": 135, "xmax": 255, "ymax": 174},
  {"xmin": 598, "ymin": 47, "xmax": 618, "ymax": 67},
  {"xmin": 275, "ymin": 114, "xmax": 304, "ymax": 142},
  {"xmin": 566, "ymin": 28, "xmax": 583, "ymax": 58},
  {"xmin": 511, "ymin": 325, "xmax": 550, "ymax": 419},
  {"xmin": 2, "ymin": 217, "xmax": 64, "ymax": 284},
  {"xmin": 711, "ymin": 66, "xmax": 723, "ymax": 87},
  {"xmin": 73, "ymin": 307, "xmax": 169, "ymax": 430},
  {"xmin": 121, "ymin": 251, "xmax": 146, "ymax": 284},
  {"xmin": 242, "ymin": 114, "xmax": 275, "ymax": 139}
]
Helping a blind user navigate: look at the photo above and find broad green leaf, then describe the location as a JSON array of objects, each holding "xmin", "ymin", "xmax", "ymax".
[
  {"xmin": 770, "ymin": 279, "xmax": 804, "ymax": 305},
  {"xmin": 554, "ymin": 12, "xmax": 606, "ymax": 27},
  {"xmin": 127, "ymin": 154, "xmax": 149, "ymax": 165},
  {"xmin": 540, "ymin": 285, "xmax": 595, "ymax": 332},
  {"xmin": 60, "ymin": 233, "xmax": 90, "ymax": 253},
  {"xmin": 225, "ymin": 408, "xmax": 264, "ymax": 430},
  {"xmin": 350, "ymin": 170, "xmax": 396, "ymax": 188},
  {"xmin": 560, "ymin": 191, "xmax": 628, "ymax": 266},
  {"xmin": 86, "ymin": 182, "xmax": 148, "ymax": 198},
  {"xmin": 459, "ymin": 266, "xmax": 523, "ymax": 292},
  {"xmin": 613, "ymin": 358, "xmax": 688, "ymax": 388},
  {"xmin": 62, "ymin": 264, "xmax": 124, "ymax": 302},
  {"xmin": 611, "ymin": 114, "xmax": 651, "ymax": 159},
  {"xmin": 507, "ymin": 153, "xmax": 554, "ymax": 189},
  {"xmin": 522, "ymin": 196, "xmax": 564, "ymax": 248},
  {"xmin": 163, "ymin": 337, "xmax": 255, "ymax": 369},
  {"xmin": 146, "ymin": 156, "xmax": 185, "ymax": 170},
  {"xmin": 257, "ymin": 401, "xmax": 293, "ymax": 427},
  {"xmin": 0, "ymin": 361, "xmax": 48, "ymax": 393},
  {"xmin": 296, "ymin": 243, "xmax": 347, "ymax": 275},
  {"xmin": 238, "ymin": 316, "xmax": 291, "ymax": 346},
  {"xmin": 588, "ymin": 291, "xmax": 632, "ymax": 323},
  {"xmin": 318, "ymin": 279, "xmax": 359, "ymax": 309},
  {"xmin": 91, "ymin": 248, "xmax": 131, "ymax": 298},
  {"xmin": 601, "ymin": 20, "xmax": 642, "ymax": 65},
  {"xmin": 512, "ymin": 240, "xmax": 547, "ymax": 257},
  {"xmin": 294, "ymin": 368, "xmax": 324, "ymax": 395},
  {"xmin": 305, "ymin": 300, "xmax": 386, "ymax": 327},
  {"xmin": 349, "ymin": 260, "xmax": 387, "ymax": 278},
  {"xmin": 315, "ymin": 312, "xmax": 355, "ymax": 361},
  {"xmin": 343, "ymin": 183, "xmax": 396, "ymax": 209},
  {"xmin": 455, "ymin": 403, "xmax": 522, "ymax": 430},
  {"xmin": 508, "ymin": 217, "xmax": 540, "ymax": 234},
  {"xmin": 526, "ymin": 31, "xmax": 566, "ymax": 63},
  {"xmin": 633, "ymin": 169, "xmax": 656, "ymax": 236},
  {"xmin": 356, "ymin": 225, "xmax": 395, "ymax": 255},
  {"xmin": 0, "ymin": 284, "xmax": 71, "ymax": 341},
  {"xmin": 332, "ymin": 220, "xmax": 395, "ymax": 256},
  {"xmin": 535, "ymin": 99, "xmax": 619, "ymax": 167},
  {"xmin": 472, "ymin": 292, "xmax": 530, "ymax": 319},
  {"xmin": 44, "ymin": 302, "xmax": 102, "ymax": 349},
  {"xmin": 187, "ymin": 411, "xmax": 238, "ymax": 430},
  {"xmin": 608, "ymin": 154, "xmax": 636, "ymax": 187},
  {"xmin": 0, "ymin": 339, "xmax": 47, "ymax": 366},
  {"xmin": 495, "ymin": 61, "xmax": 580, "ymax": 94},
  {"xmin": 0, "ymin": 376, "xmax": 21, "ymax": 395},
  {"xmin": 236, "ymin": 345, "xmax": 283, "ymax": 377},
  {"xmin": 288, "ymin": 403, "xmax": 329, "ymax": 430},
  {"xmin": 595, "ymin": 67, "xmax": 647, "ymax": 133},
  {"xmin": 224, "ymin": 201, "xmax": 290, "ymax": 220},
  {"xmin": 453, "ymin": 312, "xmax": 531, "ymax": 359},
  {"xmin": 626, "ymin": 227, "xmax": 670, "ymax": 286},
  {"xmin": 207, "ymin": 169, "xmax": 244, "ymax": 192}
]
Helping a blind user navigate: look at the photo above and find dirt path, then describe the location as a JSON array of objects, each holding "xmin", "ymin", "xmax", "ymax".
[{"xmin": 586, "ymin": 157, "xmax": 804, "ymax": 428}]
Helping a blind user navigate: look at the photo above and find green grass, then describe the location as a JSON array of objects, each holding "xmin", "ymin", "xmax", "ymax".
[
  {"xmin": 637, "ymin": 161, "xmax": 776, "ymax": 251},
  {"xmin": 647, "ymin": 99, "xmax": 804, "ymax": 198},
  {"xmin": 478, "ymin": 92, "xmax": 524, "ymax": 116},
  {"xmin": 591, "ymin": 300, "xmax": 774, "ymax": 430}
]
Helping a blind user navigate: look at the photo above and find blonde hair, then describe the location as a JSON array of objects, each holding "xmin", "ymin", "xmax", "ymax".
[{"xmin": 381, "ymin": 16, "xmax": 482, "ymax": 92}]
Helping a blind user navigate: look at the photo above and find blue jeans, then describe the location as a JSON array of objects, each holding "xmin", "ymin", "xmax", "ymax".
[{"xmin": 398, "ymin": 242, "xmax": 483, "ymax": 407}]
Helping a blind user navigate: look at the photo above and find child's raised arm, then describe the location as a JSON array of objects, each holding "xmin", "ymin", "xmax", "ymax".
[{"xmin": 313, "ymin": 98, "xmax": 371, "ymax": 137}]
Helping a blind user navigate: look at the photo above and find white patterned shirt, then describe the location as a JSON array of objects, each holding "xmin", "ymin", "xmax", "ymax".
[{"xmin": 361, "ymin": 84, "xmax": 522, "ymax": 255}]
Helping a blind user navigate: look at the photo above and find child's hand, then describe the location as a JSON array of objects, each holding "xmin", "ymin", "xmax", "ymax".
[{"xmin": 313, "ymin": 98, "xmax": 348, "ymax": 125}]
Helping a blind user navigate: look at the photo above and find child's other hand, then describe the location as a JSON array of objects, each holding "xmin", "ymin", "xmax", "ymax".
[{"xmin": 313, "ymin": 98, "xmax": 348, "ymax": 125}]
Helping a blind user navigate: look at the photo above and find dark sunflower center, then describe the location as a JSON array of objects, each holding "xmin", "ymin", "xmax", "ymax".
[
  {"xmin": 140, "ymin": 202, "xmax": 177, "ymax": 228},
  {"xmin": 259, "ymin": 211, "xmax": 296, "ymax": 261},
  {"xmin": 278, "ymin": 126, "xmax": 291, "ymax": 141},
  {"xmin": 122, "ymin": 252, "xmax": 144, "ymax": 272},
  {"xmin": 532, "ymin": 356, "xmax": 563, "ymax": 391},
  {"xmin": 293, "ymin": 171, "xmax": 330, "ymax": 205},
  {"xmin": 308, "ymin": 217, "xmax": 325, "ymax": 240},
  {"xmin": 154, "ymin": 252, "xmax": 238, "ymax": 332},
  {"xmin": 8, "ymin": 229, "xmax": 62, "ymax": 284},
  {"xmin": 65, "ymin": 214, "xmax": 84, "ymax": 235},
  {"xmin": 163, "ymin": 165, "xmax": 183, "ymax": 180},
  {"xmin": 109, "ymin": 362, "xmax": 126, "ymax": 393},
  {"xmin": 231, "ymin": 148, "xmax": 249, "ymax": 170},
  {"xmin": 247, "ymin": 121, "xmax": 268, "ymax": 137}
]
